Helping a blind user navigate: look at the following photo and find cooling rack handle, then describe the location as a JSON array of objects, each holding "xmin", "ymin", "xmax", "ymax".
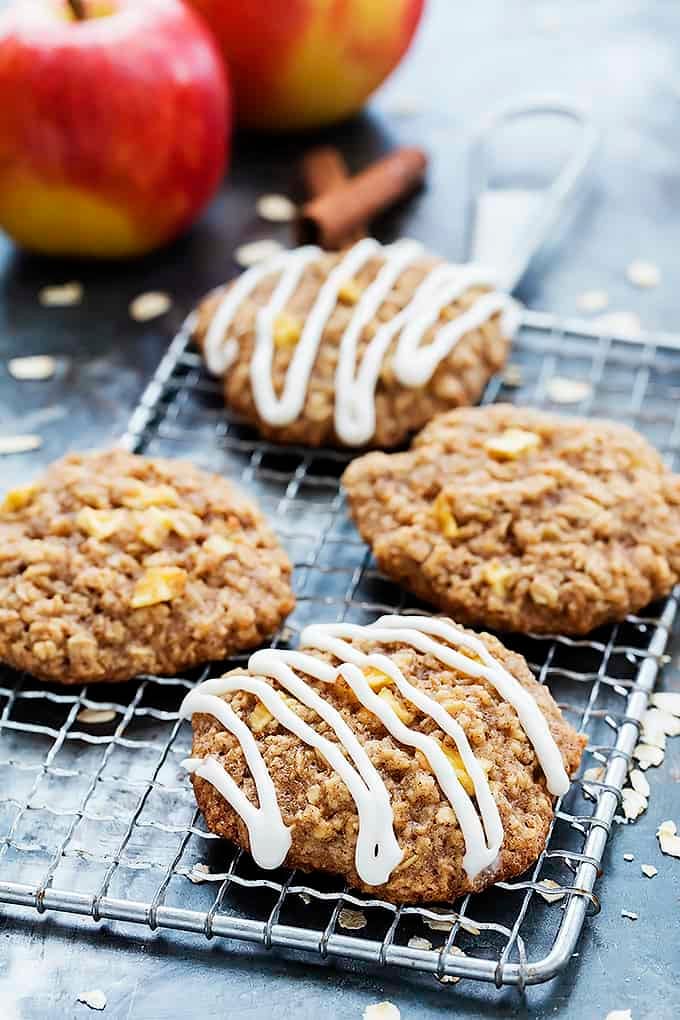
[{"xmin": 466, "ymin": 96, "xmax": 600, "ymax": 294}]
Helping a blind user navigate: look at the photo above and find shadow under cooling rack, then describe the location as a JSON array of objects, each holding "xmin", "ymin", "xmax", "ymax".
[{"xmin": 0, "ymin": 309, "xmax": 678, "ymax": 989}]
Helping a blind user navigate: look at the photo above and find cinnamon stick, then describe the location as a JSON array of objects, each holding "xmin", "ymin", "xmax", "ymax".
[
  {"xmin": 300, "ymin": 146, "xmax": 366, "ymax": 245},
  {"xmin": 297, "ymin": 146, "xmax": 428, "ymax": 250},
  {"xmin": 301, "ymin": 146, "xmax": 353, "ymax": 199}
]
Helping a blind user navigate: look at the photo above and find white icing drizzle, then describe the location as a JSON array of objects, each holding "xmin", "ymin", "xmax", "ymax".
[
  {"xmin": 203, "ymin": 240, "xmax": 520, "ymax": 446},
  {"xmin": 180, "ymin": 616, "xmax": 570, "ymax": 887}
]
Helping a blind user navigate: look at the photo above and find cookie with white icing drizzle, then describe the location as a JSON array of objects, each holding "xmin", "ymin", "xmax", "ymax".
[
  {"xmin": 193, "ymin": 239, "xmax": 519, "ymax": 448},
  {"xmin": 343, "ymin": 405, "xmax": 680, "ymax": 635},
  {"xmin": 181, "ymin": 615, "xmax": 585, "ymax": 902}
]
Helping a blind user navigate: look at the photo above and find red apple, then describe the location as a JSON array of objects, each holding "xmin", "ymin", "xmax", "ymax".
[
  {"xmin": 187, "ymin": 0, "xmax": 425, "ymax": 132},
  {"xmin": 0, "ymin": 0, "xmax": 231, "ymax": 257}
]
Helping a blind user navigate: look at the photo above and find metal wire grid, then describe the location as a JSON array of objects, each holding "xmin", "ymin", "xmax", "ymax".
[{"xmin": 0, "ymin": 310, "xmax": 678, "ymax": 989}]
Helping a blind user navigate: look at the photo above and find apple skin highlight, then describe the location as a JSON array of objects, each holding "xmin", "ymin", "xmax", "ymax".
[
  {"xmin": 0, "ymin": 0, "xmax": 231, "ymax": 257},
  {"xmin": 187, "ymin": 0, "xmax": 425, "ymax": 131}
]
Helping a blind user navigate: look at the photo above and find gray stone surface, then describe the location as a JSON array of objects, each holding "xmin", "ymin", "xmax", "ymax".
[{"xmin": 0, "ymin": 1, "xmax": 679, "ymax": 1017}]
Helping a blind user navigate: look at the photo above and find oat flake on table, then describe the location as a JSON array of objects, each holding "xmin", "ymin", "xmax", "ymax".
[
  {"xmin": 651, "ymin": 691, "xmax": 680, "ymax": 717},
  {"xmin": 536, "ymin": 879, "xmax": 565, "ymax": 903},
  {"xmin": 436, "ymin": 944, "xmax": 466, "ymax": 983},
  {"xmin": 407, "ymin": 935, "xmax": 432, "ymax": 951},
  {"xmin": 646, "ymin": 707, "xmax": 680, "ymax": 737},
  {"xmin": 621, "ymin": 787, "xmax": 647, "ymax": 821},
  {"xmin": 605, "ymin": 1010, "xmax": 632, "ymax": 1020},
  {"xmin": 0, "ymin": 434, "xmax": 42, "ymax": 455},
  {"xmin": 8, "ymin": 355, "xmax": 56, "ymax": 381},
  {"xmin": 576, "ymin": 289, "xmax": 609, "ymax": 313},
  {"xmin": 256, "ymin": 194, "xmax": 297, "ymax": 223},
  {"xmin": 129, "ymin": 291, "xmax": 172, "ymax": 322},
  {"xmin": 234, "ymin": 239, "xmax": 284, "ymax": 268},
  {"xmin": 626, "ymin": 259, "xmax": 660, "ymax": 289},
  {"xmin": 640, "ymin": 864, "xmax": 658, "ymax": 878},
  {"xmin": 623, "ymin": 853, "xmax": 634, "ymax": 862},
  {"xmin": 546, "ymin": 376, "xmax": 592, "ymax": 404},
  {"xmin": 620, "ymin": 909, "xmax": 638, "ymax": 921},
  {"xmin": 657, "ymin": 819, "xmax": 680, "ymax": 858},
  {"xmin": 363, "ymin": 1001, "xmax": 400, "ymax": 1020},
  {"xmin": 628, "ymin": 768, "xmax": 650, "ymax": 798},
  {"xmin": 632, "ymin": 743, "xmax": 664, "ymax": 769},
  {"xmin": 338, "ymin": 907, "xmax": 367, "ymax": 930},
  {"xmin": 582, "ymin": 765, "xmax": 604, "ymax": 784},
  {"xmin": 39, "ymin": 281, "xmax": 83, "ymax": 307},
  {"xmin": 423, "ymin": 912, "xmax": 453, "ymax": 933},
  {"xmin": 76, "ymin": 707, "xmax": 116, "ymax": 725},
  {"xmin": 76, "ymin": 990, "xmax": 107, "ymax": 1011},
  {"xmin": 186, "ymin": 863, "xmax": 216, "ymax": 884}
]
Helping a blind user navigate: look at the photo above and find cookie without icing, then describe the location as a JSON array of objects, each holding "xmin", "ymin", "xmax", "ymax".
[
  {"xmin": 182, "ymin": 616, "xmax": 585, "ymax": 903},
  {"xmin": 194, "ymin": 238, "xmax": 517, "ymax": 449},
  {"xmin": 0, "ymin": 450, "xmax": 295, "ymax": 684},
  {"xmin": 342, "ymin": 405, "xmax": 680, "ymax": 635}
]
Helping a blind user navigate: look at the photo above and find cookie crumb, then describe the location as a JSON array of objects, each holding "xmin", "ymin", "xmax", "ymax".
[
  {"xmin": 363, "ymin": 1002, "xmax": 400, "ymax": 1020},
  {"xmin": 605, "ymin": 1011, "xmax": 632, "ymax": 1020},
  {"xmin": 626, "ymin": 259, "xmax": 660, "ymax": 289},
  {"xmin": 640, "ymin": 864, "xmax": 657, "ymax": 878},
  {"xmin": 546, "ymin": 376, "xmax": 592, "ymax": 404},
  {"xmin": 338, "ymin": 907, "xmax": 367, "ymax": 930},
  {"xmin": 256, "ymin": 194, "xmax": 297, "ymax": 223},
  {"xmin": 39, "ymin": 281, "xmax": 82, "ymax": 307},
  {"xmin": 76, "ymin": 990, "xmax": 107, "ymax": 1011},
  {"xmin": 76, "ymin": 708, "xmax": 116, "ymax": 725},
  {"xmin": 129, "ymin": 291, "xmax": 172, "ymax": 322},
  {"xmin": 8, "ymin": 355, "xmax": 56, "ymax": 381},
  {"xmin": 620, "ymin": 910, "xmax": 638, "ymax": 921},
  {"xmin": 234, "ymin": 239, "xmax": 284, "ymax": 268},
  {"xmin": 576, "ymin": 289, "xmax": 609, "ymax": 313},
  {"xmin": 623, "ymin": 853, "xmax": 635, "ymax": 862},
  {"xmin": 0, "ymin": 434, "xmax": 42, "ymax": 455}
]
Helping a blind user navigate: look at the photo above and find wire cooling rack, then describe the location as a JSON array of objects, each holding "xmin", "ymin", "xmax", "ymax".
[{"xmin": 0, "ymin": 309, "xmax": 678, "ymax": 989}]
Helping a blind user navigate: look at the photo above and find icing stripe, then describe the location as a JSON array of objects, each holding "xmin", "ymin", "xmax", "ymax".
[
  {"xmin": 180, "ymin": 616, "xmax": 569, "ymax": 887},
  {"xmin": 203, "ymin": 241, "xmax": 519, "ymax": 446}
]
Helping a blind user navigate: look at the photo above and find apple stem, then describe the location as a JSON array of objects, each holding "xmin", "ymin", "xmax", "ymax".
[{"xmin": 68, "ymin": 0, "xmax": 87, "ymax": 19}]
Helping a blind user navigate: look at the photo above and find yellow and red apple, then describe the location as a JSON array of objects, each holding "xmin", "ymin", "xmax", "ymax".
[
  {"xmin": 187, "ymin": 0, "xmax": 425, "ymax": 131},
  {"xmin": 0, "ymin": 0, "xmax": 231, "ymax": 257}
]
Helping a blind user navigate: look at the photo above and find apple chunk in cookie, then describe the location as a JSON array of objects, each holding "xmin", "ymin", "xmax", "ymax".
[
  {"xmin": 193, "ymin": 238, "xmax": 519, "ymax": 449},
  {"xmin": 0, "ymin": 450, "xmax": 294, "ymax": 683},
  {"xmin": 342, "ymin": 405, "xmax": 680, "ymax": 635}
]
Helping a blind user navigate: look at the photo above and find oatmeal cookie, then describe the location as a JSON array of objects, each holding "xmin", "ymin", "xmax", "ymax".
[
  {"xmin": 0, "ymin": 450, "xmax": 295, "ymax": 684},
  {"xmin": 194, "ymin": 237, "xmax": 517, "ymax": 448},
  {"xmin": 342, "ymin": 405, "xmax": 680, "ymax": 635},
  {"xmin": 181, "ymin": 615, "xmax": 585, "ymax": 902}
]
